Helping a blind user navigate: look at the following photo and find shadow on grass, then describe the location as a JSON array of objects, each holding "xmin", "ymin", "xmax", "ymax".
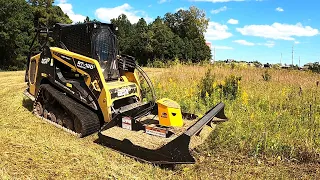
[
  {"xmin": 22, "ymin": 98, "xmax": 33, "ymax": 112},
  {"xmin": 93, "ymin": 139, "xmax": 176, "ymax": 170}
]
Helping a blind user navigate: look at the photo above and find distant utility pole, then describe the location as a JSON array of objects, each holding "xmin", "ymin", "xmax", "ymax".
[
  {"xmin": 292, "ymin": 45, "xmax": 294, "ymax": 66},
  {"xmin": 299, "ymin": 56, "xmax": 301, "ymax": 67},
  {"xmin": 280, "ymin": 53, "xmax": 282, "ymax": 64}
]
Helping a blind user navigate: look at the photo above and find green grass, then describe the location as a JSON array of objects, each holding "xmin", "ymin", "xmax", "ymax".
[
  {"xmin": 0, "ymin": 69, "xmax": 319, "ymax": 179},
  {"xmin": 147, "ymin": 65, "xmax": 320, "ymax": 162}
]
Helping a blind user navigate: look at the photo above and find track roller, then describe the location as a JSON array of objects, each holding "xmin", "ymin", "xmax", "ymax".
[
  {"xmin": 34, "ymin": 102, "xmax": 43, "ymax": 116},
  {"xmin": 33, "ymin": 84, "xmax": 100, "ymax": 137}
]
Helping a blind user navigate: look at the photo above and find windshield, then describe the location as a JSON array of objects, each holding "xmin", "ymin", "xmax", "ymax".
[{"xmin": 93, "ymin": 27, "xmax": 119, "ymax": 80}]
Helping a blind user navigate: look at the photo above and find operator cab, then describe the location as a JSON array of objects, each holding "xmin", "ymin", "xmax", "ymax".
[{"xmin": 52, "ymin": 22, "xmax": 119, "ymax": 80}]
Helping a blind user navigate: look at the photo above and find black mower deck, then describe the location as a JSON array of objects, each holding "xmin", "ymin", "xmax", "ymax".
[{"xmin": 98, "ymin": 102, "xmax": 228, "ymax": 165}]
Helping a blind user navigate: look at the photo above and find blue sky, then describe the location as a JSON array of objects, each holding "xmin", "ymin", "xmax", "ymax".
[{"xmin": 56, "ymin": 0, "xmax": 320, "ymax": 65}]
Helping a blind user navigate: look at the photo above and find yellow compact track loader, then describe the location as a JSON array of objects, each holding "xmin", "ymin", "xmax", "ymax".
[{"xmin": 24, "ymin": 22, "xmax": 228, "ymax": 165}]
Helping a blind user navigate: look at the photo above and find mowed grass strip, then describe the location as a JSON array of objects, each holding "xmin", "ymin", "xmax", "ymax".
[
  {"xmin": 0, "ymin": 71, "xmax": 165, "ymax": 179},
  {"xmin": 0, "ymin": 69, "xmax": 319, "ymax": 179}
]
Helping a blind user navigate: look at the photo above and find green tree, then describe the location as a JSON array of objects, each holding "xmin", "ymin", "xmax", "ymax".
[
  {"xmin": 0, "ymin": 0, "xmax": 34, "ymax": 70},
  {"xmin": 169, "ymin": 34, "xmax": 184, "ymax": 59},
  {"xmin": 131, "ymin": 18, "xmax": 153, "ymax": 64},
  {"xmin": 82, "ymin": 16, "xmax": 99, "ymax": 23},
  {"xmin": 111, "ymin": 7, "xmax": 211, "ymax": 64},
  {"xmin": 183, "ymin": 38, "xmax": 194, "ymax": 61},
  {"xmin": 309, "ymin": 62, "xmax": 320, "ymax": 73},
  {"xmin": 191, "ymin": 37, "xmax": 211, "ymax": 62},
  {"xmin": 149, "ymin": 17, "xmax": 175, "ymax": 60},
  {"xmin": 164, "ymin": 6, "xmax": 211, "ymax": 61},
  {"xmin": 164, "ymin": 6, "xmax": 209, "ymax": 39},
  {"xmin": 111, "ymin": 14, "xmax": 134, "ymax": 55},
  {"xmin": 189, "ymin": 6, "xmax": 209, "ymax": 35},
  {"xmin": 84, "ymin": 16, "xmax": 90, "ymax": 23},
  {"xmin": 28, "ymin": 0, "xmax": 53, "ymax": 7},
  {"xmin": 27, "ymin": 0, "xmax": 71, "ymax": 61},
  {"xmin": 28, "ymin": 0, "xmax": 71, "ymax": 27}
]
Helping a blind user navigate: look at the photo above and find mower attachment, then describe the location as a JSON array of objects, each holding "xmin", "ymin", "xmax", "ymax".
[{"xmin": 98, "ymin": 102, "xmax": 228, "ymax": 165}]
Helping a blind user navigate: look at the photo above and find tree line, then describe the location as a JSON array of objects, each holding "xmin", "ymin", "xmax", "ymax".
[
  {"xmin": 0, "ymin": 0, "xmax": 71, "ymax": 70},
  {"xmin": 0, "ymin": 0, "xmax": 211, "ymax": 70},
  {"xmin": 111, "ymin": 7, "xmax": 211, "ymax": 65}
]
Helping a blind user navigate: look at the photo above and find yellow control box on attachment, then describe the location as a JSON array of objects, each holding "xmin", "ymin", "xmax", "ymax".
[{"xmin": 156, "ymin": 98, "xmax": 183, "ymax": 127}]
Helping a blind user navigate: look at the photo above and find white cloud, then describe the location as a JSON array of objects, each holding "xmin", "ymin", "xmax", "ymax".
[
  {"xmin": 205, "ymin": 22, "xmax": 233, "ymax": 40},
  {"xmin": 264, "ymin": 41, "xmax": 275, "ymax": 48},
  {"xmin": 213, "ymin": 46, "xmax": 234, "ymax": 50},
  {"xmin": 191, "ymin": 0, "xmax": 245, "ymax": 2},
  {"xmin": 276, "ymin": 7, "xmax": 284, "ymax": 12},
  {"xmin": 211, "ymin": 6, "xmax": 227, "ymax": 14},
  {"xmin": 233, "ymin": 40, "xmax": 255, "ymax": 46},
  {"xmin": 95, "ymin": 3, "xmax": 153, "ymax": 24},
  {"xmin": 158, "ymin": 0, "xmax": 170, "ymax": 4},
  {"xmin": 227, "ymin": 18, "xmax": 238, "ymax": 24},
  {"xmin": 294, "ymin": 41, "xmax": 300, "ymax": 44},
  {"xmin": 57, "ymin": 0, "xmax": 86, "ymax": 23},
  {"xmin": 258, "ymin": 41, "xmax": 275, "ymax": 48},
  {"xmin": 236, "ymin": 22, "xmax": 319, "ymax": 40},
  {"xmin": 175, "ymin": 7, "xmax": 187, "ymax": 12},
  {"xmin": 233, "ymin": 40, "xmax": 275, "ymax": 48}
]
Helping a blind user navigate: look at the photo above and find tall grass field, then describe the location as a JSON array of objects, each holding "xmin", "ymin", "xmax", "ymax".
[{"xmin": 0, "ymin": 64, "xmax": 319, "ymax": 179}]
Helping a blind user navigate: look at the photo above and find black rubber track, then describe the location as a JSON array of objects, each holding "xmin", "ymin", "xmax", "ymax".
[{"xmin": 35, "ymin": 84, "xmax": 100, "ymax": 137}]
